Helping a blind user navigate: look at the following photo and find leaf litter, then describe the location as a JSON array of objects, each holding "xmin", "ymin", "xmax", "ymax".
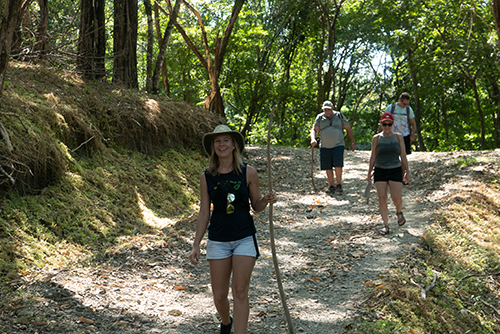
[{"xmin": 1, "ymin": 147, "xmax": 499, "ymax": 333}]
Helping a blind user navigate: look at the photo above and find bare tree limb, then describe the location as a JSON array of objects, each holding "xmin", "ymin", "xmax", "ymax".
[
  {"xmin": 0, "ymin": 121, "xmax": 14, "ymax": 152},
  {"xmin": 410, "ymin": 272, "xmax": 437, "ymax": 300},
  {"xmin": 0, "ymin": 165, "xmax": 15, "ymax": 184},
  {"xmin": 72, "ymin": 136, "xmax": 95, "ymax": 152},
  {"xmin": 460, "ymin": 271, "xmax": 500, "ymax": 282}
]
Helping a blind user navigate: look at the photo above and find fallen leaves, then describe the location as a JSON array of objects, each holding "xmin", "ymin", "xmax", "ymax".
[{"xmin": 78, "ymin": 316, "xmax": 97, "ymax": 324}]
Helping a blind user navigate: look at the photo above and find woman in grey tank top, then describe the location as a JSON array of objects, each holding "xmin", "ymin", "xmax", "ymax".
[{"xmin": 367, "ymin": 112, "xmax": 410, "ymax": 235}]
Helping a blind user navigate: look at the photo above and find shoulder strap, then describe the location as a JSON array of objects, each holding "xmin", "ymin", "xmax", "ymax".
[
  {"xmin": 406, "ymin": 106, "xmax": 410, "ymax": 125},
  {"xmin": 390, "ymin": 103, "xmax": 396, "ymax": 114}
]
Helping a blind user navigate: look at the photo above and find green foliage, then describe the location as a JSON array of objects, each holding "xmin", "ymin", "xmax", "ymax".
[{"xmin": 14, "ymin": 0, "xmax": 500, "ymax": 151}]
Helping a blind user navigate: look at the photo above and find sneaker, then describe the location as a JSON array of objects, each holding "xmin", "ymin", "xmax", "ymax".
[
  {"xmin": 325, "ymin": 185, "xmax": 336, "ymax": 194},
  {"xmin": 220, "ymin": 317, "xmax": 232, "ymax": 334},
  {"xmin": 336, "ymin": 184, "xmax": 343, "ymax": 195}
]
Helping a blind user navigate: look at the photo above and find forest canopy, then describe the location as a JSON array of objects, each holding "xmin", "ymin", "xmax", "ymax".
[{"xmin": 1, "ymin": 0, "xmax": 500, "ymax": 152}]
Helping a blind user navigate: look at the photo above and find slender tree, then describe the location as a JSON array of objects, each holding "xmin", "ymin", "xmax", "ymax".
[
  {"xmin": 113, "ymin": 0, "xmax": 138, "ymax": 88},
  {"xmin": 168, "ymin": 0, "xmax": 245, "ymax": 117},
  {"xmin": 77, "ymin": 0, "xmax": 106, "ymax": 80},
  {"xmin": 0, "ymin": 0, "xmax": 22, "ymax": 100},
  {"xmin": 144, "ymin": 0, "xmax": 154, "ymax": 92},
  {"xmin": 151, "ymin": 0, "xmax": 182, "ymax": 94}
]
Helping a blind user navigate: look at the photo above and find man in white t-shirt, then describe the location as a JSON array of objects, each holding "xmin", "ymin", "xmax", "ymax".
[{"xmin": 381, "ymin": 92, "xmax": 416, "ymax": 155}]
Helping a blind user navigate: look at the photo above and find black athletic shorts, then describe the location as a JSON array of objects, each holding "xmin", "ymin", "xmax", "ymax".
[{"xmin": 374, "ymin": 166, "xmax": 403, "ymax": 183}]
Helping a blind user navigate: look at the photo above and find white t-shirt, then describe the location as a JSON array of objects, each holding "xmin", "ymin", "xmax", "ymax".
[{"xmin": 385, "ymin": 103, "xmax": 415, "ymax": 136}]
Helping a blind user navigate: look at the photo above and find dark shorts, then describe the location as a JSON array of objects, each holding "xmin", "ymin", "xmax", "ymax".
[
  {"xmin": 404, "ymin": 135, "xmax": 411, "ymax": 154},
  {"xmin": 320, "ymin": 146, "xmax": 344, "ymax": 170},
  {"xmin": 374, "ymin": 166, "xmax": 403, "ymax": 183}
]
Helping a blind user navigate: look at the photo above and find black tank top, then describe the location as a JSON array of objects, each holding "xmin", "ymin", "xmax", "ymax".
[{"xmin": 204, "ymin": 163, "xmax": 256, "ymax": 241}]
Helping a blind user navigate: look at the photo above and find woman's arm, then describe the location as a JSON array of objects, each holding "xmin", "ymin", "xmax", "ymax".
[
  {"xmin": 189, "ymin": 172, "xmax": 211, "ymax": 265},
  {"xmin": 247, "ymin": 165, "xmax": 276, "ymax": 213}
]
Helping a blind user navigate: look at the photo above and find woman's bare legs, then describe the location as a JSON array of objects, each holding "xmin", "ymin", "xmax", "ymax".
[
  {"xmin": 209, "ymin": 255, "xmax": 256, "ymax": 333},
  {"xmin": 209, "ymin": 258, "xmax": 232, "ymax": 326},
  {"xmin": 375, "ymin": 181, "xmax": 389, "ymax": 226},
  {"xmin": 231, "ymin": 255, "xmax": 255, "ymax": 334},
  {"xmin": 388, "ymin": 180, "xmax": 403, "ymax": 214}
]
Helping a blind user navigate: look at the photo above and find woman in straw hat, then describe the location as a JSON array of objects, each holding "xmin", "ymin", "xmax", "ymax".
[
  {"xmin": 368, "ymin": 112, "xmax": 410, "ymax": 235},
  {"xmin": 189, "ymin": 125, "xmax": 276, "ymax": 334}
]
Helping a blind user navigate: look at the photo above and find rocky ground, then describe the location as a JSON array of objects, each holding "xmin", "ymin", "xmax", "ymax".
[{"xmin": 1, "ymin": 147, "xmax": 499, "ymax": 334}]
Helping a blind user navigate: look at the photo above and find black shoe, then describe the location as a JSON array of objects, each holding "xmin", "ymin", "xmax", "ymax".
[
  {"xmin": 220, "ymin": 317, "xmax": 232, "ymax": 334},
  {"xmin": 336, "ymin": 184, "xmax": 343, "ymax": 195},
  {"xmin": 325, "ymin": 185, "xmax": 336, "ymax": 194}
]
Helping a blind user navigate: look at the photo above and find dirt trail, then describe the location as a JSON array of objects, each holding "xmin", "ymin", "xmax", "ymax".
[{"xmin": 2, "ymin": 147, "xmax": 498, "ymax": 334}]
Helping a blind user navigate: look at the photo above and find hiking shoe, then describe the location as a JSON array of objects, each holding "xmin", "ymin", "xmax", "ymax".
[
  {"xmin": 220, "ymin": 317, "xmax": 232, "ymax": 334},
  {"xmin": 325, "ymin": 185, "xmax": 336, "ymax": 194},
  {"xmin": 336, "ymin": 184, "xmax": 343, "ymax": 195}
]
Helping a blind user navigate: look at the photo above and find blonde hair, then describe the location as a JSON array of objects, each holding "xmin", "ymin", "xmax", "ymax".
[{"xmin": 207, "ymin": 135, "xmax": 243, "ymax": 176}]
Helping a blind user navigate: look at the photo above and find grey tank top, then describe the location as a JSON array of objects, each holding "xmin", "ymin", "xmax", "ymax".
[{"xmin": 375, "ymin": 134, "xmax": 401, "ymax": 169}]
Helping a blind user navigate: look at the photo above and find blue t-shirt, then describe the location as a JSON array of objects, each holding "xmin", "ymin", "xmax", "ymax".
[{"xmin": 204, "ymin": 163, "xmax": 256, "ymax": 242}]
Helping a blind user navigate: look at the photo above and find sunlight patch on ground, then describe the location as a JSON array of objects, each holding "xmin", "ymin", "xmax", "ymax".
[{"xmin": 137, "ymin": 192, "xmax": 176, "ymax": 229}]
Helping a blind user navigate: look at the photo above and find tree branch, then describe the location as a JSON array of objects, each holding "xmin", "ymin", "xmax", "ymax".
[
  {"xmin": 460, "ymin": 271, "xmax": 500, "ymax": 282},
  {"xmin": 0, "ymin": 165, "xmax": 15, "ymax": 185},
  {"xmin": 0, "ymin": 121, "xmax": 14, "ymax": 152},
  {"xmin": 410, "ymin": 272, "xmax": 437, "ymax": 300}
]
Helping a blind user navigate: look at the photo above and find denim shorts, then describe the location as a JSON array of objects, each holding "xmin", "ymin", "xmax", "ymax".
[
  {"xmin": 206, "ymin": 235, "xmax": 258, "ymax": 260},
  {"xmin": 320, "ymin": 146, "xmax": 344, "ymax": 170}
]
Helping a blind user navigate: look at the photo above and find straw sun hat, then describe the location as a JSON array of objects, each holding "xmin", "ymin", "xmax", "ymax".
[{"xmin": 203, "ymin": 125, "xmax": 245, "ymax": 155}]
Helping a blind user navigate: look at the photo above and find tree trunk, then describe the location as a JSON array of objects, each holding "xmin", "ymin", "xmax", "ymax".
[
  {"xmin": 407, "ymin": 46, "xmax": 426, "ymax": 152},
  {"xmin": 462, "ymin": 70, "xmax": 486, "ymax": 149},
  {"xmin": 10, "ymin": 0, "xmax": 31, "ymax": 61},
  {"xmin": 441, "ymin": 93, "xmax": 449, "ymax": 140},
  {"xmin": 151, "ymin": 0, "xmax": 181, "ymax": 94},
  {"xmin": 113, "ymin": 0, "xmax": 138, "ymax": 88},
  {"xmin": 170, "ymin": 0, "xmax": 245, "ymax": 118},
  {"xmin": 33, "ymin": 0, "xmax": 48, "ymax": 63},
  {"xmin": 471, "ymin": 79, "xmax": 486, "ymax": 150},
  {"xmin": 154, "ymin": 2, "xmax": 170, "ymax": 95},
  {"xmin": 144, "ymin": 0, "xmax": 154, "ymax": 92},
  {"xmin": 0, "ymin": 0, "xmax": 22, "ymax": 100},
  {"xmin": 205, "ymin": 73, "xmax": 225, "ymax": 117},
  {"xmin": 493, "ymin": 0, "xmax": 500, "ymax": 51},
  {"xmin": 77, "ymin": 0, "xmax": 106, "ymax": 80}
]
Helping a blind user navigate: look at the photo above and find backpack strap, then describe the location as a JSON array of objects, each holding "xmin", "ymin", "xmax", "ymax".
[
  {"xmin": 390, "ymin": 103, "xmax": 396, "ymax": 114},
  {"xmin": 406, "ymin": 106, "xmax": 410, "ymax": 126}
]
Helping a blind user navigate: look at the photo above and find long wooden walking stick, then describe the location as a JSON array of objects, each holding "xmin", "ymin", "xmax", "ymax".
[
  {"xmin": 266, "ymin": 109, "xmax": 295, "ymax": 334},
  {"xmin": 311, "ymin": 146, "xmax": 317, "ymax": 191}
]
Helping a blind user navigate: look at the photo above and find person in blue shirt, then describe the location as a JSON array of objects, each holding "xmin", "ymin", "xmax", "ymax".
[{"xmin": 189, "ymin": 125, "xmax": 276, "ymax": 334}]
